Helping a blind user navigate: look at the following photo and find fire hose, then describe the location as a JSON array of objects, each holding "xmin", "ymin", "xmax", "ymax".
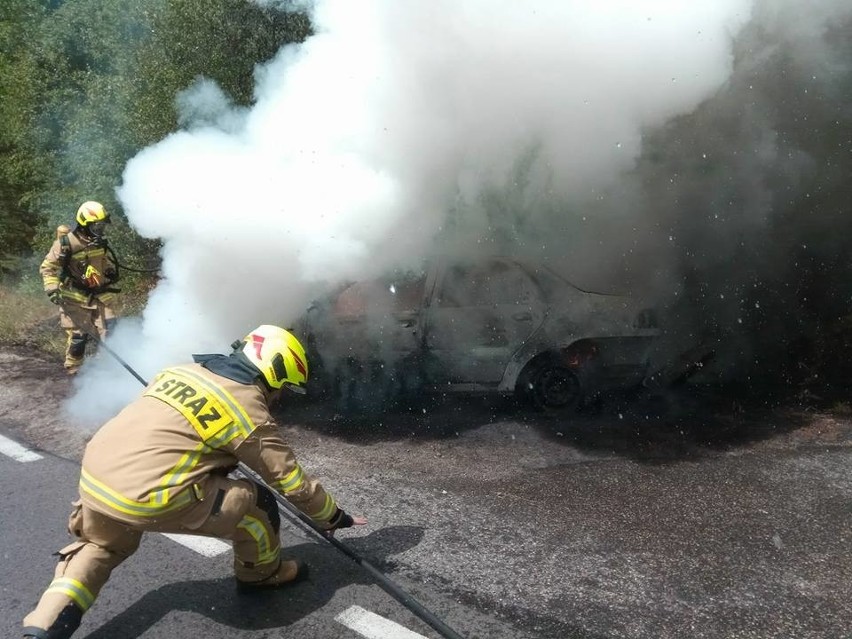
[{"xmin": 91, "ymin": 335, "xmax": 466, "ymax": 639}]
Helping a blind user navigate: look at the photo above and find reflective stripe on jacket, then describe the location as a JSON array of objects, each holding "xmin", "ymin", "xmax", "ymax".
[{"xmin": 80, "ymin": 363, "xmax": 339, "ymax": 527}]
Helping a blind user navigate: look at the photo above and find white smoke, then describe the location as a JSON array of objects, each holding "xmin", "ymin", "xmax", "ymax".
[{"xmin": 67, "ymin": 0, "xmax": 766, "ymax": 423}]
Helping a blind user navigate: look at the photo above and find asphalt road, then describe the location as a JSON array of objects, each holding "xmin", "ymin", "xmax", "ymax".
[
  {"xmin": 1, "ymin": 347, "xmax": 851, "ymax": 638},
  {"xmin": 0, "ymin": 440, "xmax": 522, "ymax": 639}
]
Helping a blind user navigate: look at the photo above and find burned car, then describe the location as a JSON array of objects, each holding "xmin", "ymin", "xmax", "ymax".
[{"xmin": 297, "ymin": 256, "xmax": 660, "ymax": 411}]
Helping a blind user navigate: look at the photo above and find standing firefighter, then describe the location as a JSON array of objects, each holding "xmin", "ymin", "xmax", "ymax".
[
  {"xmin": 22, "ymin": 324, "xmax": 367, "ymax": 639},
  {"xmin": 40, "ymin": 201, "xmax": 119, "ymax": 375}
]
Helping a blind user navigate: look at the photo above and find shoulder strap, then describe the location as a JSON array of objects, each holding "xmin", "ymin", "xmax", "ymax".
[
  {"xmin": 59, "ymin": 232, "xmax": 72, "ymax": 254},
  {"xmin": 58, "ymin": 233, "xmax": 72, "ymax": 275}
]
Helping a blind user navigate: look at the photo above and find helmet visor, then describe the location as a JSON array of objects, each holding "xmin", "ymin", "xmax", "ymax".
[{"xmin": 88, "ymin": 220, "xmax": 108, "ymax": 238}]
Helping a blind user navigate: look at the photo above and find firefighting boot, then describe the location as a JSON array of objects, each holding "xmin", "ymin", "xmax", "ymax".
[
  {"xmin": 22, "ymin": 601, "xmax": 83, "ymax": 638},
  {"xmin": 235, "ymin": 559, "xmax": 309, "ymax": 593}
]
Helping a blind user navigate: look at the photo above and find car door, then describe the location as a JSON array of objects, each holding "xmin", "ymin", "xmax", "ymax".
[{"xmin": 422, "ymin": 258, "xmax": 545, "ymax": 385}]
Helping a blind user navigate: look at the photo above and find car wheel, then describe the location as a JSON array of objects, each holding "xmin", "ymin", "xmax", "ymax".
[
  {"xmin": 529, "ymin": 364, "xmax": 582, "ymax": 410},
  {"xmin": 334, "ymin": 357, "xmax": 398, "ymax": 414}
]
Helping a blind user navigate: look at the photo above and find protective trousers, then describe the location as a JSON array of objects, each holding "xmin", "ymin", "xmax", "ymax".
[
  {"xmin": 58, "ymin": 300, "xmax": 115, "ymax": 373},
  {"xmin": 23, "ymin": 476, "xmax": 282, "ymax": 639}
]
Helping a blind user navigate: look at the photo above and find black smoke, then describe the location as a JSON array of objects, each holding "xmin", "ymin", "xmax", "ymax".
[{"xmin": 630, "ymin": 7, "xmax": 852, "ymax": 395}]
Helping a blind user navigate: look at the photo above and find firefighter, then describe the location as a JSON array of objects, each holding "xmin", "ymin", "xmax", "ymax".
[
  {"xmin": 22, "ymin": 324, "xmax": 367, "ymax": 639},
  {"xmin": 40, "ymin": 201, "xmax": 120, "ymax": 375}
]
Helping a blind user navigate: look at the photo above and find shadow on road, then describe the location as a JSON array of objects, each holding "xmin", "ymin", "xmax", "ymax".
[
  {"xmin": 276, "ymin": 382, "xmax": 843, "ymax": 465},
  {"xmin": 81, "ymin": 525, "xmax": 424, "ymax": 639}
]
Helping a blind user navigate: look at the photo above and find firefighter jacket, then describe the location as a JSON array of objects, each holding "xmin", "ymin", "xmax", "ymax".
[
  {"xmin": 79, "ymin": 362, "xmax": 340, "ymax": 529},
  {"xmin": 40, "ymin": 229, "xmax": 118, "ymax": 307}
]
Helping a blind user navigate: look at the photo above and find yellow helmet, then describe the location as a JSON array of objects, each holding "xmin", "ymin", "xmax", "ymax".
[
  {"xmin": 76, "ymin": 201, "xmax": 109, "ymax": 226},
  {"xmin": 238, "ymin": 325, "xmax": 309, "ymax": 393}
]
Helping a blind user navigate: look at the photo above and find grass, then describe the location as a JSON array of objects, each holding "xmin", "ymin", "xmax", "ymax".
[
  {"xmin": 0, "ymin": 284, "xmax": 66, "ymax": 355},
  {"xmin": 0, "ymin": 275, "xmax": 156, "ymax": 356}
]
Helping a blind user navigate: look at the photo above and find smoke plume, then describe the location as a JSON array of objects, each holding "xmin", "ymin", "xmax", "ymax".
[{"xmin": 66, "ymin": 0, "xmax": 852, "ymax": 423}]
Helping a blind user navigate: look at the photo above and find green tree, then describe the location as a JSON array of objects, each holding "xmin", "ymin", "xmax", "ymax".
[
  {"xmin": 0, "ymin": 0, "xmax": 311, "ymax": 278},
  {"xmin": 0, "ymin": 0, "xmax": 53, "ymax": 273}
]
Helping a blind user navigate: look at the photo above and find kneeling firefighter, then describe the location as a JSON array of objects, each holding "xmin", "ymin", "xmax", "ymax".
[
  {"xmin": 39, "ymin": 201, "xmax": 120, "ymax": 375},
  {"xmin": 22, "ymin": 324, "xmax": 367, "ymax": 639}
]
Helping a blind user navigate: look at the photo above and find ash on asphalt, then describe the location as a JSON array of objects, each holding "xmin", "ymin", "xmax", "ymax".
[
  {"xmin": 275, "ymin": 383, "xmax": 852, "ymax": 639},
  {"xmin": 275, "ymin": 381, "xmax": 830, "ymax": 463}
]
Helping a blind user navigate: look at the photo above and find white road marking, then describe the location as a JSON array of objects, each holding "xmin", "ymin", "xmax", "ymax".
[
  {"xmin": 161, "ymin": 533, "xmax": 231, "ymax": 557},
  {"xmin": 0, "ymin": 434, "xmax": 43, "ymax": 462},
  {"xmin": 335, "ymin": 605, "xmax": 431, "ymax": 639}
]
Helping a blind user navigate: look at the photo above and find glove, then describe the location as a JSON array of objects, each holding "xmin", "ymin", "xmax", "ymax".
[
  {"xmin": 328, "ymin": 508, "xmax": 355, "ymax": 531},
  {"xmin": 47, "ymin": 290, "xmax": 61, "ymax": 305}
]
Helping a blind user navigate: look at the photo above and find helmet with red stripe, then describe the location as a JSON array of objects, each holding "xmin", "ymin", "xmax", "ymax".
[{"xmin": 238, "ymin": 325, "xmax": 309, "ymax": 393}]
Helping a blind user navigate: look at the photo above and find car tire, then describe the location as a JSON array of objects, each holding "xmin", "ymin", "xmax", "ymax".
[
  {"xmin": 334, "ymin": 357, "xmax": 401, "ymax": 414},
  {"xmin": 528, "ymin": 364, "xmax": 583, "ymax": 410}
]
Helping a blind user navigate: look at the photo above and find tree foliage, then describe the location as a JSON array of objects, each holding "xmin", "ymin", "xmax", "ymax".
[{"xmin": 0, "ymin": 0, "xmax": 311, "ymax": 277}]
